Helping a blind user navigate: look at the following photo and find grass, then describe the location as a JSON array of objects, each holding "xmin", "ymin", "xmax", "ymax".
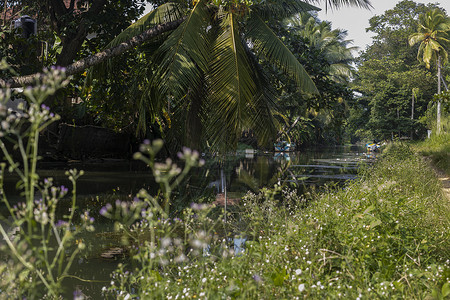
[
  {"xmin": 413, "ymin": 132, "xmax": 450, "ymax": 175},
  {"xmin": 102, "ymin": 143, "xmax": 450, "ymax": 299}
]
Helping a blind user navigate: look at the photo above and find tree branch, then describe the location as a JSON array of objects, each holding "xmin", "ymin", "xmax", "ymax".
[{"xmin": 0, "ymin": 18, "xmax": 185, "ymax": 88}]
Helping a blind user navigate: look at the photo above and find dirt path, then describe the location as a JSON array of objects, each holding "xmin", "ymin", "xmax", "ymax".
[{"xmin": 433, "ymin": 167, "xmax": 450, "ymax": 200}]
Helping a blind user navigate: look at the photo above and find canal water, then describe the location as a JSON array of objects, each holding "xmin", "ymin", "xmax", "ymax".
[{"xmin": 1, "ymin": 145, "xmax": 376, "ymax": 297}]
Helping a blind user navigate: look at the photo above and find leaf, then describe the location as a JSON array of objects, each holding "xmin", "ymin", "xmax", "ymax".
[
  {"xmin": 369, "ymin": 219, "xmax": 382, "ymax": 229},
  {"xmin": 205, "ymin": 11, "xmax": 258, "ymax": 148},
  {"xmin": 363, "ymin": 205, "xmax": 374, "ymax": 214},
  {"xmin": 247, "ymin": 12, "xmax": 318, "ymax": 94},
  {"xmin": 105, "ymin": 3, "xmax": 184, "ymax": 49},
  {"xmin": 442, "ymin": 282, "xmax": 450, "ymax": 298},
  {"xmin": 271, "ymin": 269, "xmax": 288, "ymax": 286}
]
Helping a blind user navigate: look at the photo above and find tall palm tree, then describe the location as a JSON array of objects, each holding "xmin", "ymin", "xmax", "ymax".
[{"xmin": 409, "ymin": 9, "xmax": 450, "ymax": 134}]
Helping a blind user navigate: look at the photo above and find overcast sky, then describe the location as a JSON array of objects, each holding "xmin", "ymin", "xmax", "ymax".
[{"xmin": 317, "ymin": 0, "xmax": 450, "ymax": 54}]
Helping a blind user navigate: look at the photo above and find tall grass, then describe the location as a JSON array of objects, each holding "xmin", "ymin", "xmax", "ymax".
[
  {"xmin": 102, "ymin": 143, "xmax": 450, "ymax": 299},
  {"xmin": 413, "ymin": 129, "xmax": 450, "ymax": 174}
]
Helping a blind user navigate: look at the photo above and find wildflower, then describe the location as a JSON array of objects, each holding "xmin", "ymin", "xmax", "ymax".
[
  {"xmin": 298, "ymin": 283, "xmax": 305, "ymax": 292},
  {"xmin": 295, "ymin": 269, "xmax": 302, "ymax": 275},
  {"xmin": 252, "ymin": 274, "xmax": 263, "ymax": 283}
]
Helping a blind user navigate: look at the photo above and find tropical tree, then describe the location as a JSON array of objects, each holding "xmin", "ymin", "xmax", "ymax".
[
  {"xmin": 2, "ymin": 0, "xmax": 372, "ymax": 151},
  {"xmin": 283, "ymin": 13, "xmax": 356, "ymax": 84},
  {"xmin": 269, "ymin": 13, "xmax": 355, "ymax": 146},
  {"xmin": 90, "ymin": 0, "xmax": 371, "ymax": 150},
  {"xmin": 409, "ymin": 8, "xmax": 450, "ymax": 134},
  {"xmin": 350, "ymin": 1, "xmax": 443, "ymax": 141}
]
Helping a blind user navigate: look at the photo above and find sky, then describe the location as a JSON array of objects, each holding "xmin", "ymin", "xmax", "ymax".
[
  {"xmin": 317, "ymin": 0, "xmax": 450, "ymax": 54},
  {"xmin": 142, "ymin": 0, "xmax": 450, "ymax": 55}
]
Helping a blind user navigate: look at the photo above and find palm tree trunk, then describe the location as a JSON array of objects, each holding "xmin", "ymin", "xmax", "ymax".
[
  {"xmin": 411, "ymin": 91, "xmax": 414, "ymax": 140},
  {"xmin": 437, "ymin": 55, "xmax": 441, "ymax": 135},
  {"xmin": 0, "ymin": 18, "xmax": 185, "ymax": 88}
]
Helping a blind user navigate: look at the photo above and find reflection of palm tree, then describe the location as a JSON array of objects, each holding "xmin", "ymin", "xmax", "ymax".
[
  {"xmin": 96, "ymin": 0, "xmax": 371, "ymax": 150},
  {"xmin": 409, "ymin": 9, "xmax": 450, "ymax": 134},
  {"xmin": 237, "ymin": 156, "xmax": 290, "ymax": 192}
]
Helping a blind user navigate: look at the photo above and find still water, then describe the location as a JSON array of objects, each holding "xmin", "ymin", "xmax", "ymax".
[{"xmin": 2, "ymin": 145, "xmax": 375, "ymax": 297}]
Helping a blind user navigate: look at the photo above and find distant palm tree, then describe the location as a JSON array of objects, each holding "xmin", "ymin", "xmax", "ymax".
[
  {"xmin": 284, "ymin": 13, "xmax": 356, "ymax": 84},
  {"xmin": 409, "ymin": 9, "xmax": 450, "ymax": 134}
]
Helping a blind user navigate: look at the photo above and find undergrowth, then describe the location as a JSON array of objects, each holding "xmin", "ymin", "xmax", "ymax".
[{"xmin": 102, "ymin": 143, "xmax": 450, "ymax": 299}]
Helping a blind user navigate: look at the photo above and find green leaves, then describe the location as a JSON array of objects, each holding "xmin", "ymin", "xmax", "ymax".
[
  {"xmin": 206, "ymin": 12, "xmax": 257, "ymax": 147},
  {"xmin": 409, "ymin": 9, "xmax": 450, "ymax": 68},
  {"xmin": 247, "ymin": 12, "xmax": 318, "ymax": 94}
]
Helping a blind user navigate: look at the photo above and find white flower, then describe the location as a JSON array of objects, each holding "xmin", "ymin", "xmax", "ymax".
[
  {"xmin": 124, "ymin": 294, "xmax": 131, "ymax": 300},
  {"xmin": 298, "ymin": 283, "xmax": 305, "ymax": 292},
  {"xmin": 295, "ymin": 269, "xmax": 302, "ymax": 275},
  {"xmin": 202, "ymin": 278, "xmax": 207, "ymax": 283}
]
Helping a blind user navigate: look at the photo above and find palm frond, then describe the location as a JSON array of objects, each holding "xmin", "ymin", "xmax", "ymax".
[
  {"xmin": 310, "ymin": 0, "xmax": 372, "ymax": 11},
  {"xmin": 408, "ymin": 33, "xmax": 424, "ymax": 46},
  {"xmin": 247, "ymin": 12, "xmax": 318, "ymax": 94},
  {"xmin": 153, "ymin": 0, "xmax": 211, "ymax": 100},
  {"xmin": 85, "ymin": 3, "xmax": 184, "ymax": 85},
  {"xmin": 105, "ymin": 3, "xmax": 184, "ymax": 49},
  {"xmin": 253, "ymin": 0, "xmax": 320, "ymax": 19},
  {"xmin": 243, "ymin": 39, "xmax": 279, "ymax": 146},
  {"xmin": 205, "ymin": 12, "xmax": 258, "ymax": 149}
]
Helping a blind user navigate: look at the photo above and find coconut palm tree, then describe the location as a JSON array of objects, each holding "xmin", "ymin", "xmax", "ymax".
[
  {"xmin": 409, "ymin": 9, "xmax": 450, "ymax": 134},
  {"xmin": 92, "ymin": 0, "xmax": 371, "ymax": 150},
  {"xmin": 284, "ymin": 13, "xmax": 356, "ymax": 84}
]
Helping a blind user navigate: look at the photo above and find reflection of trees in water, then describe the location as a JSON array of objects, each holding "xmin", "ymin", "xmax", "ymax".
[{"xmin": 235, "ymin": 156, "xmax": 288, "ymax": 193}]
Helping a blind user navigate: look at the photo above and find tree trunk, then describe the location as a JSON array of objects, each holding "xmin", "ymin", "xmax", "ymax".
[
  {"xmin": 437, "ymin": 55, "xmax": 441, "ymax": 135},
  {"xmin": 0, "ymin": 18, "xmax": 185, "ymax": 88},
  {"xmin": 410, "ymin": 90, "xmax": 414, "ymax": 140}
]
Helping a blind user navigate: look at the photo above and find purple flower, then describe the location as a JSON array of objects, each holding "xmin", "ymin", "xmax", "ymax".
[
  {"xmin": 99, "ymin": 207, "xmax": 108, "ymax": 216},
  {"xmin": 55, "ymin": 220, "xmax": 68, "ymax": 227}
]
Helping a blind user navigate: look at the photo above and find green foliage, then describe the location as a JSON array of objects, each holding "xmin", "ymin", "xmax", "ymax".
[
  {"xmin": 99, "ymin": 142, "xmax": 450, "ymax": 299},
  {"xmin": 350, "ymin": 0, "xmax": 446, "ymax": 140},
  {"xmin": 413, "ymin": 122, "xmax": 450, "ymax": 174},
  {"xmin": 263, "ymin": 12, "xmax": 355, "ymax": 146},
  {"xmin": 409, "ymin": 8, "xmax": 450, "ymax": 69},
  {"xmin": 89, "ymin": 0, "xmax": 372, "ymax": 151}
]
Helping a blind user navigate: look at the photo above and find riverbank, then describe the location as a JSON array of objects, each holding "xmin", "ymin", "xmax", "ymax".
[
  {"xmin": 412, "ymin": 132, "xmax": 450, "ymax": 201},
  {"xmin": 100, "ymin": 143, "xmax": 450, "ymax": 299}
]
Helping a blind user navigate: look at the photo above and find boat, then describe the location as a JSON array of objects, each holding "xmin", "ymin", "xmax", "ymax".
[
  {"xmin": 274, "ymin": 141, "xmax": 295, "ymax": 152},
  {"xmin": 366, "ymin": 142, "xmax": 380, "ymax": 152}
]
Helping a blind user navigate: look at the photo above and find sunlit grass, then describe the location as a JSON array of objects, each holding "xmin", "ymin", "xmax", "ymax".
[{"xmin": 412, "ymin": 119, "xmax": 450, "ymax": 174}]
